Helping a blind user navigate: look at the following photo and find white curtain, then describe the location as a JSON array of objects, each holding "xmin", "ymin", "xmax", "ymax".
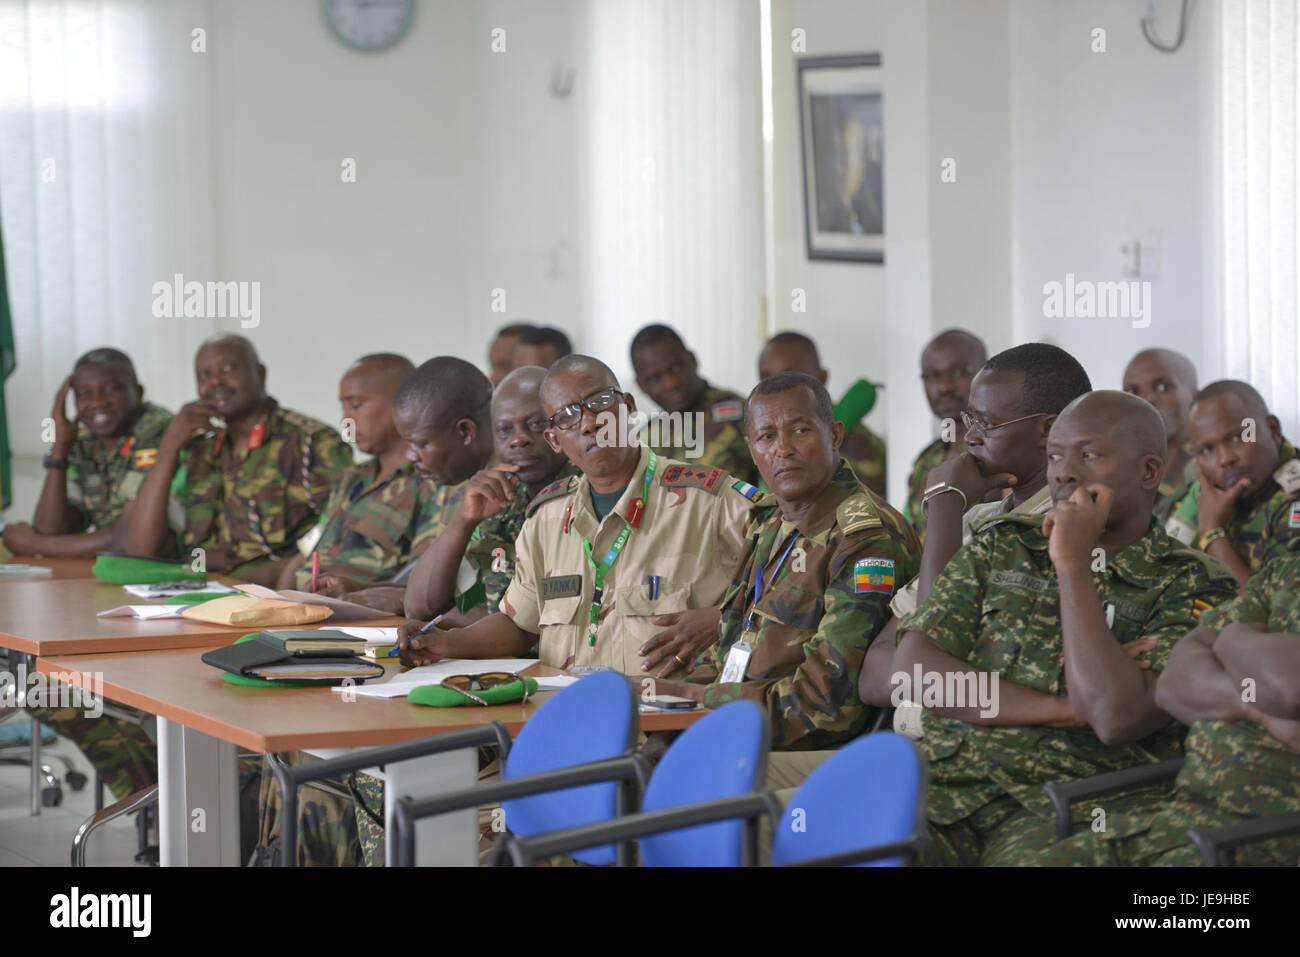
[
  {"xmin": 0, "ymin": 0, "xmax": 218, "ymax": 516},
  {"xmin": 577, "ymin": 0, "xmax": 763, "ymax": 402},
  {"xmin": 1218, "ymin": 0, "xmax": 1300, "ymax": 438}
]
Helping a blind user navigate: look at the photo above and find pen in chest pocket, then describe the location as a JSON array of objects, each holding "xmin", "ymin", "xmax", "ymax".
[{"xmin": 647, "ymin": 574, "xmax": 659, "ymax": 600}]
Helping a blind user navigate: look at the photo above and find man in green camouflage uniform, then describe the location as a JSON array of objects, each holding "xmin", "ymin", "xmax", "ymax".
[
  {"xmin": 903, "ymin": 329, "xmax": 985, "ymax": 539},
  {"xmin": 1121, "ymin": 347, "xmax": 1199, "ymax": 524},
  {"xmin": 630, "ymin": 323, "xmax": 760, "ymax": 486},
  {"xmin": 2, "ymin": 350, "xmax": 171, "ymax": 801},
  {"xmin": 125, "ymin": 335, "xmax": 352, "ymax": 587},
  {"xmin": 1163, "ymin": 380, "xmax": 1300, "ymax": 588},
  {"xmin": 4, "ymin": 349, "xmax": 171, "ymax": 559},
  {"xmin": 756, "ymin": 331, "xmax": 886, "ymax": 498},
  {"xmin": 1028, "ymin": 545, "xmax": 1300, "ymax": 866},
  {"xmin": 652, "ymin": 372, "xmax": 919, "ymax": 750},
  {"xmin": 892, "ymin": 391, "xmax": 1237, "ymax": 866}
]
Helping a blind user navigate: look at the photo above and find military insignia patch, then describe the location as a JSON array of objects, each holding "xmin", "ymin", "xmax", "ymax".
[
  {"xmin": 1191, "ymin": 598, "xmax": 1213, "ymax": 620},
  {"xmin": 1289, "ymin": 501, "xmax": 1300, "ymax": 529},
  {"xmin": 133, "ymin": 447, "xmax": 158, "ymax": 469},
  {"xmin": 527, "ymin": 476, "xmax": 577, "ymax": 516},
  {"xmin": 661, "ymin": 465, "xmax": 724, "ymax": 493},
  {"xmin": 854, "ymin": 557, "xmax": 895, "ymax": 594},
  {"xmin": 1275, "ymin": 458, "xmax": 1300, "ymax": 494},
  {"xmin": 732, "ymin": 480, "xmax": 763, "ymax": 501},
  {"xmin": 540, "ymin": 575, "xmax": 583, "ymax": 600},
  {"xmin": 710, "ymin": 399, "xmax": 743, "ymax": 422}
]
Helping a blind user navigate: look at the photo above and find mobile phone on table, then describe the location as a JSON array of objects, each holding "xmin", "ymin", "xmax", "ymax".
[{"xmin": 643, "ymin": 695, "xmax": 698, "ymax": 711}]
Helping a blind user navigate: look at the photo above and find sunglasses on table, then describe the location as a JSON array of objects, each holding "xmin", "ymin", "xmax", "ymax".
[
  {"xmin": 547, "ymin": 387, "xmax": 626, "ymax": 431},
  {"xmin": 440, "ymin": 672, "xmax": 532, "ymax": 706}
]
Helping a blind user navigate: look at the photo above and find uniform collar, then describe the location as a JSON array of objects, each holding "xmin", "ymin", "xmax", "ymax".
[
  {"xmin": 570, "ymin": 444, "xmax": 655, "ymax": 538},
  {"xmin": 1005, "ymin": 513, "xmax": 1175, "ymax": 587},
  {"xmin": 770, "ymin": 459, "xmax": 858, "ymax": 538}
]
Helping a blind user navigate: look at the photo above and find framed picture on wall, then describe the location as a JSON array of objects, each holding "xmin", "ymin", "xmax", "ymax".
[{"xmin": 798, "ymin": 54, "xmax": 884, "ymax": 263}]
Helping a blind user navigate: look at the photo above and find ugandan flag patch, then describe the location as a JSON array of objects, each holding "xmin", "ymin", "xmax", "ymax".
[
  {"xmin": 854, "ymin": 557, "xmax": 895, "ymax": 595},
  {"xmin": 1289, "ymin": 501, "xmax": 1300, "ymax": 529},
  {"xmin": 1191, "ymin": 599, "xmax": 1213, "ymax": 620},
  {"xmin": 133, "ymin": 447, "xmax": 158, "ymax": 469}
]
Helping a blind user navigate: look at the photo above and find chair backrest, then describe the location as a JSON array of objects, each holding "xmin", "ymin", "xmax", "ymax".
[
  {"xmin": 638, "ymin": 700, "xmax": 768, "ymax": 866},
  {"xmin": 501, "ymin": 671, "xmax": 637, "ymax": 865},
  {"xmin": 771, "ymin": 732, "xmax": 924, "ymax": 867}
]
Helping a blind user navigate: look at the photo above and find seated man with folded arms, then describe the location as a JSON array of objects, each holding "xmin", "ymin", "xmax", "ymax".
[
  {"xmin": 646, "ymin": 372, "xmax": 919, "ymax": 751},
  {"xmin": 4, "ymin": 348, "xmax": 171, "ymax": 558},
  {"xmin": 757, "ymin": 331, "xmax": 886, "ymax": 498},
  {"xmin": 404, "ymin": 366, "xmax": 577, "ymax": 623},
  {"xmin": 893, "ymin": 392, "xmax": 1236, "ymax": 865},
  {"xmin": 904, "ymin": 329, "xmax": 986, "ymax": 539},
  {"xmin": 125, "ymin": 334, "xmax": 352, "ymax": 585},
  {"xmin": 1029, "ymin": 543, "xmax": 1300, "ymax": 866},
  {"xmin": 274, "ymin": 354, "xmax": 442, "ymax": 615},
  {"xmin": 1121, "ymin": 347, "xmax": 1198, "ymax": 524},
  {"xmin": 1167, "ymin": 380, "xmax": 1300, "ymax": 588},
  {"xmin": 859, "ymin": 344, "xmax": 1091, "ymax": 711}
]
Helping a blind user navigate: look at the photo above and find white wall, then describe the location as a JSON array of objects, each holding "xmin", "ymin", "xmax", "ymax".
[{"xmin": 207, "ymin": 0, "xmax": 583, "ymax": 427}]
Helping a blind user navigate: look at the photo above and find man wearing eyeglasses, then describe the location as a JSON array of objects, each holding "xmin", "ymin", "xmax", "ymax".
[
  {"xmin": 904, "ymin": 329, "xmax": 987, "ymax": 539},
  {"xmin": 629, "ymin": 323, "xmax": 761, "ymax": 487},
  {"xmin": 399, "ymin": 354, "xmax": 755, "ymax": 679}
]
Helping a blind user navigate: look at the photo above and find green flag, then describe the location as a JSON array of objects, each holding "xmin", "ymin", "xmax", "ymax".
[{"xmin": 0, "ymin": 220, "xmax": 14, "ymax": 510}]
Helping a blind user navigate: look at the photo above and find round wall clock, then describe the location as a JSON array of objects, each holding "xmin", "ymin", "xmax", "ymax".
[{"xmin": 322, "ymin": 0, "xmax": 415, "ymax": 52}]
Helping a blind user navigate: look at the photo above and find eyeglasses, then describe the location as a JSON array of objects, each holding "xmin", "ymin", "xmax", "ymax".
[
  {"xmin": 439, "ymin": 672, "xmax": 531, "ymax": 707},
  {"xmin": 548, "ymin": 387, "xmax": 625, "ymax": 431},
  {"xmin": 960, "ymin": 410, "xmax": 1051, "ymax": 438}
]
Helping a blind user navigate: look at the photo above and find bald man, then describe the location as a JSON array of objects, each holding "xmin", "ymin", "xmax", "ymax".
[
  {"xmin": 269, "ymin": 354, "xmax": 446, "ymax": 612},
  {"xmin": 125, "ymin": 335, "xmax": 353, "ymax": 585},
  {"xmin": 905, "ymin": 329, "xmax": 987, "ymax": 538},
  {"xmin": 1164, "ymin": 380, "xmax": 1300, "ymax": 588},
  {"xmin": 1122, "ymin": 347, "xmax": 1198, "ymax": 523},
  {"xmin": 884, "ymin": 391, "xmax": 1237, "ymax": 866},
  {"xmin": 757, "ymin": 332, "xmax": 886, "ymax": 497},
  {"xmin": 404, "ymin": 366, "xmax": 578, "ymax": 622}
]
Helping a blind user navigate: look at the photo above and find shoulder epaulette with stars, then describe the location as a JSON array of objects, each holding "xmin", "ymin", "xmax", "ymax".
[
  {"xmin": 526, "ymin": 474, "xmax": 579, "ymax": 516},
  {"xmin": 660, "ymin": 464, "xmax": 725, "ymax": 494},
  {"xmin": 837, "ymin": 491, "xmax": 884, "ymax": 534}
]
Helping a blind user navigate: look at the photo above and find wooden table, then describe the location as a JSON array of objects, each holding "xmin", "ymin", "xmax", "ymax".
[
  {"xmin": 36, "ymin": 650, "xmax": 704, "ymax": 866},
  {"xmin": 1, "ymin": 557, "xmax": 102, "ymax": 580},
  {"xmin": 0, "ymin": 577, "xmax": 404, "ymax": 656}
]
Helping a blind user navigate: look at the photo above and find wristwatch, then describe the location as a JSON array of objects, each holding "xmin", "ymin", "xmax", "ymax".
[{"xmin": 42, "ymin": 454, "xmax": 69, "ymax": 471}]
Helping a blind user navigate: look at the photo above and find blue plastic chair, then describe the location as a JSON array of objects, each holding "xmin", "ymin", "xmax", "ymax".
[
  {"xmin": 502, "ymin": 701, "xmax": 771, "ymax": 866},
  {"xmin": 390, "ymin": 670, "xmax": 642, "ymax": 866},
  {"xmin": 771, "ymin": 732, "xmax": 926, "ymax": 867}
]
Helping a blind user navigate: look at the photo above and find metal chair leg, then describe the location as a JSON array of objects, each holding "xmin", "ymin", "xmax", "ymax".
[{"xmin": 71, "ymin": 785, "xmax": 158, "ymax": 867}]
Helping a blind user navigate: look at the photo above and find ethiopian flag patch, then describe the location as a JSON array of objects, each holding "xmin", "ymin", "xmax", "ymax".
[{"xmin": 854, "ymin": 557, "xmax": 895, "ymax": 595}]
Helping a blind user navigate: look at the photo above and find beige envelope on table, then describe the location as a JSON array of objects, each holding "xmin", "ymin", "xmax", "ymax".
[{"xmin": 179, "ymin": 594, "xmax": 333, "ymax": 627}]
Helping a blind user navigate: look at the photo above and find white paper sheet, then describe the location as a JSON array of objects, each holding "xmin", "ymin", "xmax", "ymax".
[
  {"xmin": 97, "ymin": 605, "xmax": 185, "ymax": 619},
  {"xmin": 330, "ymin": 658, "xmax": 536, "ymax": 698},
  {"xmin": 123, "ymin": 581, "xmax": 236, "ymax": 598}
]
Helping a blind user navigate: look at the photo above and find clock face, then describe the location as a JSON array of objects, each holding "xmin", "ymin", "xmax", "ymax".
[{"xmin": 323, "ymin": 0, "xmax": 414, "ymax": 52}]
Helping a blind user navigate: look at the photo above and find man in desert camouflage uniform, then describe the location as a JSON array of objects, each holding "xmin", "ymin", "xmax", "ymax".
[
  {"xmin": 755, "ymin": 331, "xmax": 886, "ymax": 498},
  {"xmin": 1028, "ymin": 544, "xmax": 1300, "ymax": 866},
  {"xmin": 2, "ymin": 350, "xmax": 171, "ymax": 802},
  {"xmin": 650, "ymin": 372, "xmax": 919, "ymax": 750},
  {"xmin": 1121, "ymin": 347, "xmax": 1199, "ymax": 524},
  {"xmin": 890, "ymin": 391, "xmax": 1238, "ymax": 866},
  {"xmin": 125, "ymin": 335, "xmax": 352, "ymax": 586},
  {"xmin": 904, "ymin": 329, "xmax": 986, "ymax": 539},
  {"xmin": 1163, "ymin": 380, "xmax": 1300, "ymax": 588},
  {"xmin": 629, "ymin": 323, "xmax": 760, "ymax": 487}
]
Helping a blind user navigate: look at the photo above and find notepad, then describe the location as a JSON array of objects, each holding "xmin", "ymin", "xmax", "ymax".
[{"xmin": 98, "ymin": 605, "xmax": 186, "ymax": 620}]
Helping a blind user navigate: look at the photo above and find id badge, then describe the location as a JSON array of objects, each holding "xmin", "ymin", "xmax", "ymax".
[{"xmin": 719, "ymin": 639, "xmax": 753, "ymax": 684}]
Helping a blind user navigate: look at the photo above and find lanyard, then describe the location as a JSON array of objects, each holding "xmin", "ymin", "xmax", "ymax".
[
  {"xmin": 580, "ymin": 450, "xmax": 657, "ymax": 646},
  {"xmin": 743, "ymin": 529, "xmax": 801, "ymax": 632}
]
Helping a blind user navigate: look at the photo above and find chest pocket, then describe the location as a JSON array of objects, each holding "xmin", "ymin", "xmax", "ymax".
[
  {"xmin": 1268, "ymin": 589, "xmax": 1300, "ymax": 632},
  {"xmin": 752, "ymin": 579, "xmax": 823, "ymax": 633},
  {"xmin": 538, "ymin": 593, "xmax": 584, "ymax": 626},
  {"xmin": 1105, "ymin": 594, "xmax": 1151, "ymax": 646},
  {"xmin": 612, "ymin": 581, "xmax": 692, "ymax": 618},
  {"xmin": 971, "ymin": 588, "xmax": 1041, "ymax": 684}
]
